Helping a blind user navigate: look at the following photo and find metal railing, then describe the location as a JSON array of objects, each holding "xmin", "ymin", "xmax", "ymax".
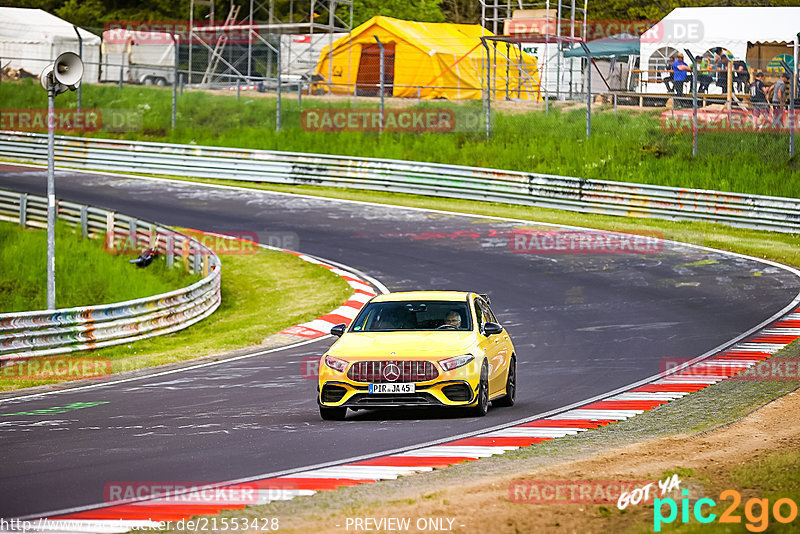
[
  {"xmin": 0, "ymin": 187, "xmax": 222, "ymax": 361},
  {"xmin": 0, "ymin": 131, "xmax": 799, "ymax": 233}
]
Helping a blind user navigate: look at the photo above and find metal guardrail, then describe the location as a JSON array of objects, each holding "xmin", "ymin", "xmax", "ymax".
[
  {"xmin": 0, "ymin": 131, "xmax": 799, "ymax": 233},
  {"xmin": 0, "ymin": 188, "xmax": 222, "ymax": 361}
]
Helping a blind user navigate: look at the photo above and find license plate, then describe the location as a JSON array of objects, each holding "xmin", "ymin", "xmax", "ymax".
[{"xmin": 369, "ymin": 383, "xmax": 415, "ymax": 394}]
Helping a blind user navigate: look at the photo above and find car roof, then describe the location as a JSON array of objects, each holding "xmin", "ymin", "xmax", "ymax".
[{"xmin": 370, "ymin": 291, "xmax": 472, "ymax": 303}]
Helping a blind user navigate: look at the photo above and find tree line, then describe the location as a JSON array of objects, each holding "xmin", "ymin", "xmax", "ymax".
[{"xmin": 2, "ymin": 0, "xmax": 799, "ymax": 32}]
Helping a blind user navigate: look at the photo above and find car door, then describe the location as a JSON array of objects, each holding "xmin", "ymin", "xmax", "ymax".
[
  {"xmin": 481, "ymin": 299, "xmax": 511, "ymax": 395},
  {"xmin": 474, "ymin": 297, "xmax": 504, "ymax": 396}
]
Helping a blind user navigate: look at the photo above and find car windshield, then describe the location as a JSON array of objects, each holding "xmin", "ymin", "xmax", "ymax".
[{"xmin": 350, "ymin": 301, "xmax": 472, "ymax": 332}]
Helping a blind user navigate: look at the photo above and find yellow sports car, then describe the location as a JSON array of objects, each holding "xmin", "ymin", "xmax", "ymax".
[{"xmin": 317, "ymin": 291, "xmax": 517, "ymax": 420}]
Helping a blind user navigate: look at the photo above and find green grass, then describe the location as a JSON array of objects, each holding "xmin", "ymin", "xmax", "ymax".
[
  {"xmin": 0, "ymin": 220, "xmax": 197, "ymax": 312},
  {"xmin": 638, "ymin": 450, "xmax": 800, "ymax": 534},
  {"xmin": 1, "ymin": 79, "xmax": 797, "ymax": 198},
  {"xmin": 0, "ymin": 245, "xmax": 353, "ymax": 391}
]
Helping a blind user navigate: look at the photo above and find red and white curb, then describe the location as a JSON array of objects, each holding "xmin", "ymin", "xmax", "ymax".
[
  {"xmin": 276, "ymin": 252, "xmax": 378, "ymax": 339},
  {"xmin": 13, "ymin": 306, "xmax": 797, "ymax": 533}
]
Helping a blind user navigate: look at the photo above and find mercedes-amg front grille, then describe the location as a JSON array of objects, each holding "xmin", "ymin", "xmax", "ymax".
[{"xmin": 347, "ymin": 360, "xmax": 439, "ymax": 383}]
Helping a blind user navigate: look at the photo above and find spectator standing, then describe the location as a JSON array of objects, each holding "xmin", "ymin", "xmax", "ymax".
[
  {"xmin": 750, "ymin": 71, "xmax": 769, "ymax": 128},
  {"xmin": 733, "ymin": 60, "xmax": 749, "ymax": 93},
  {"xmin": 771, "ymin": 72, "xmax": 789, "ymax": 128},
  {"xmin": 716, "ymin": 54, "xmax": 730, "ymax": 93},
  {"xmin": 672, "ymin": 53, "xmax": 691, "ymax": 106},
  {"xmin": 696, "ymin": 55, "xmax": 712, "ymax": 93}
]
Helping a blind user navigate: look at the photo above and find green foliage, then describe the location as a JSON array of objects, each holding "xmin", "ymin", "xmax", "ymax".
[
  {"xmin": 5, "ymin": 0, "xmax": 800, "ymax": 32},
  {"xmin": 588, "ymin": 0, "xmax": 800, "ymax": 20},
  {"xmin": 440, "ymin": 0, "xmax": 481, "ymax": 24},
  {"xmin": 350, "ymin": 0, "xmax": 444, "ymax": 27},
  {"xmin": 0, "ymin": 221, "xmax": 198, "ymax": 312}
]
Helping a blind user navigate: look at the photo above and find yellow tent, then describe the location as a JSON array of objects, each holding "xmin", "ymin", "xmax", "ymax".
[{"xmin": 314, "ymin": 16, "xmax": 540, "ymax": 101}]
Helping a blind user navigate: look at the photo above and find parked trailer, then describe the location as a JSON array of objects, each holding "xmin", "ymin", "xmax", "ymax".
[{"xmin": 101, "ymin": 29, "xmax": 176, "ymax": 85}]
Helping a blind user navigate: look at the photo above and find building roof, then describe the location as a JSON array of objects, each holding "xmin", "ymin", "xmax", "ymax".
[
  {"xmin": 0, "ymin": 7, "xmax": 100, "ymax": 45},
  {"xmin": 654, "ymin": 7, "xmax": 800, "ymax": 47}
]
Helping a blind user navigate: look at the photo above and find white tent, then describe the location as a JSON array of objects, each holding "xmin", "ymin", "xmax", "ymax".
[
  {"xmin": 640, "ymin": 7, "xmax": 800, "ymax": 93},
  {"xmin": 0, "ymin": 7, "xmax": 101, "ymax": 82}
]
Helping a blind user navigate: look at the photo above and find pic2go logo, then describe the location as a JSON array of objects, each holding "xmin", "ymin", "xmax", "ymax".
[{"xmin": 654, "ymin": 489, "xmax": 799, "ymax": 532}]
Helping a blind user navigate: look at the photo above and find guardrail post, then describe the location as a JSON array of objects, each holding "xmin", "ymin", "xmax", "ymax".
[
  {"xmin": 193, "ymin": 251, "xmax": 201, "ymax": 274},
  {"xmin": 19, "ymin": 193, "xmax": 27, "ymax": 227},
  {"xmin": 80, "ymin": 205, "xmax": 88, "ymax": 238},
  {"xmin": 202, "ymin": 255, "xmax": 209, "ymax": 277},
  {"xmin": 129, "ymin": 219, "xmax": 138, "ymax": 250},
  {"xmin": 165, "ymin": 234, "xmax": 174, "ymax": 269},
  {"xmin": 182, "ymin": 237, "xmax": 190, "ymax": 271},
  {"xmin": 106, "ymin": 211, "xmax": 115, "ymax": 251}
]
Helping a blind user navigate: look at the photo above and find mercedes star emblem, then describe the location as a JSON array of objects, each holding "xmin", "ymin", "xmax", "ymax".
[{"xmin": 383, "ymin": 363, "xmax": 401, "ymax": 381}]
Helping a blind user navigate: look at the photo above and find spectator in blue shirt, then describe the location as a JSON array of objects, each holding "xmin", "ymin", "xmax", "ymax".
[{"xmin": 672, "ymin": 53, "xmax": 691, "ymax": 106}]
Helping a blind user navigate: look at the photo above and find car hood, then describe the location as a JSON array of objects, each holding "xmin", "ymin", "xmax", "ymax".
[{"xmin": 328, "ymin": 331, "xmax": 478, "ymax": 360}]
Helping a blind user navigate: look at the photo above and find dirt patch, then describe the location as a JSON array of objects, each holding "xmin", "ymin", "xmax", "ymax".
[{"xmin": 275, "ymin": 388, "xmax": 800, "ymax": 534}]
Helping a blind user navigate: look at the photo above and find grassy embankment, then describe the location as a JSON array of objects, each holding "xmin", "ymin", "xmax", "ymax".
[
  {"xmin": 0, "ymin": 221, "xmax": 352, "ymax": 391},
  {"xmin": 0, "ymin": 79, "xmax": 798, "ymax": 198}
]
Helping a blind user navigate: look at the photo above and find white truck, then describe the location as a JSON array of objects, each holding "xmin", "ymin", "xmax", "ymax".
[{"xmin": 101, "ymin": 29, "xmax": 176, "ymax": 85}]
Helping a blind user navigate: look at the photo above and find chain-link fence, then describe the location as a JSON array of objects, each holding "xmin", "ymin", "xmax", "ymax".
[{"xmin": 1, "ymin": 17, "xmax": 798, "ymax": 158}]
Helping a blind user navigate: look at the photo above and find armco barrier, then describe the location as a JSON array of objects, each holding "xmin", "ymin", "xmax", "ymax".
[
  {"xmin": 0, "ymin": 188, "xmax": 221, "ymax": 361},
  {"xmin": 1, "ymin": 131, "xmax": 799, "ymax": 233}
]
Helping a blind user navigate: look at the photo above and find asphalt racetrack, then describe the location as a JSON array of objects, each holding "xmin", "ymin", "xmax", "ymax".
[{"xmin": 1, "ymin": 164, "xmax": 799, "ymax": 518}]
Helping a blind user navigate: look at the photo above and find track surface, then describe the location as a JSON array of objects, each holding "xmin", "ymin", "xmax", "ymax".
[{"xmin": 1, "ymin": 164, "xmax": 798, "ymax": 519}]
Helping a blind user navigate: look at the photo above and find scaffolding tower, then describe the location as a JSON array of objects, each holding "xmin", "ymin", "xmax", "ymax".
[
  {"xmin": 188, "ymin": 0, "xmax": 352, "ymax": 86},
  {"xmin": 480, "ymin": 0, "xmax": 588, "ymax": 99}
]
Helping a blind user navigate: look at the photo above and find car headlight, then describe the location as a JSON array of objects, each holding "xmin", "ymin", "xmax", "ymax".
[
  {"xmin": 324, "ymin": 355, "xmax": 348, "ymax": 373},
  {"xmin": 439, "ymin": 354, "xmax": 474, "ymax": 372}
]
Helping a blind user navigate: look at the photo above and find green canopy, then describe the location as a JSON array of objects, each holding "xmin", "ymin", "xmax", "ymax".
[{"xmin": 563, "ymin": 34, "xmax": 639, "ymax": 58}]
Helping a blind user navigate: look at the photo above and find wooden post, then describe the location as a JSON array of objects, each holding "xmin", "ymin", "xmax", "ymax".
[{"xmin": 726, "ymin": 60, "xmax": 733, "ymax": 112}]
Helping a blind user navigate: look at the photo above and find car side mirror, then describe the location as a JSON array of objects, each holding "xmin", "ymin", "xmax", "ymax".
[
  {"xmin": 330, "ymin": 323, "xmax": 346, "ymax": 337},
  {"xmin": 483, "ymin": 322, "xmax": 503, "ymax": 336}
]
